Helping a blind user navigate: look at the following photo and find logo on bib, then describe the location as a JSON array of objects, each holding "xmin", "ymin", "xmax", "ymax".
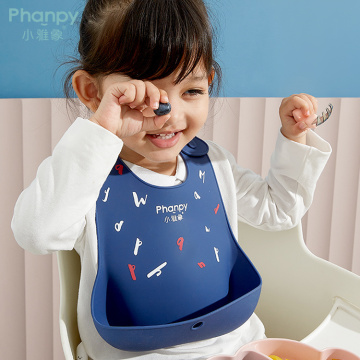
[
  {"xmin": 156, "ymin": 203, "xmax": 188, "ymax": 224},
  {"xmin": 155, "ymin": 203, "xmax": 188, "ymax": 215}
]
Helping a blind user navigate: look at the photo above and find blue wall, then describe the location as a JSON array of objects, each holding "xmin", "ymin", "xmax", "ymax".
[
  {"xmin": 0, "ymin": 0, "xmax": 81, "ymax": 98},
  {"xmin": 1, "ymin": 0, "xmax": 360, "ymax": 98},
  {"xmin": 210, "ymin": 0, "xmax": 360, "ymax": 98}
]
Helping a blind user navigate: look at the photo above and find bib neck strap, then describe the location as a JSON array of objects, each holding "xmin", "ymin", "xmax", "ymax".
[{"xmin": 181, "ymin": 137, "xmax": 209, "ymax": 157}]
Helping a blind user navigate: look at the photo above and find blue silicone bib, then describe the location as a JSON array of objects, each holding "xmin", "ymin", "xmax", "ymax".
[{"xmin": 92, "ymin": 137, "xmax": 262, "ymax": 351}]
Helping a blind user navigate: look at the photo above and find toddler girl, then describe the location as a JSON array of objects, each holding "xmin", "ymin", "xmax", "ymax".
[{"xmin": 12, "ymin": 0, "xmax": 331, "ymax": 359}]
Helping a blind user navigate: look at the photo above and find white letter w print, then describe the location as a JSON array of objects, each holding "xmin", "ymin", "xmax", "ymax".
[{"xmin": 132, "ymin": 192, "xmax": 148, "ymax": 207}]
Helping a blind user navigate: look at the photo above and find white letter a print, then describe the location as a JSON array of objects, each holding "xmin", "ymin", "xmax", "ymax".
[{"xmin": 132, "ymin": 192, "xmax": 148, "ymax": 207}]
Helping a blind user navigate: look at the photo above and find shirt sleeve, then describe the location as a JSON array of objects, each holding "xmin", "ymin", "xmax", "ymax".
[
  {"xmin": 11, "ymin": 118, "xmax": 123, "ymax": 254},
  {"xmin": 223, "ymin": 130, "xmax": 331, "ymax": 230}
]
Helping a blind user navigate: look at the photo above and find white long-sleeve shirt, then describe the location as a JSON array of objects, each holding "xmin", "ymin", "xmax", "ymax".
[{"xmin": 12, "ymin": 118, "xmax": 331, "ymax": 359}]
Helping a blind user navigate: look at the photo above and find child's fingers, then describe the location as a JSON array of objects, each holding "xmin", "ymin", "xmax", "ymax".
[
  {"xmin": 142, "ymin": 81, "xmax": 161, "ymax": 110},
  {"xmin": 110, "ymin": 82, "xmax": 137, "ymax": 105},
  {"xmin": 143, "ymin": 82, "xmax": 169, "ymax": 112},
  {"xmin": 286, "ymin": 95, "xmax": 309, "ymax": 117},
  {"xmin": 124, "ymin": 80, "xmax": 147, "ymax": 108},
  {"xmin": 304, "ymin": 93, "xmax": 318, "ymax": 114},
  {"xmin": 159, "ymin": 89, "xmax": 169, "ymax": 105},
  {"xmin": 106, "ymin": 80, "xmax": 170, "ymax": 116},
  {"xmin": 112, "ymin": 80, "xmax": 148, "ymax": 108},
  {"xmin": 298, "ymin": 93, "xmax": 318, "ymax": 116},
  {"xmin": 292, "ymin": 108, "xmax": 317, "ymax": 123},
  {"xmin": 281, "ymin": 94, "xmax": 318, "ymax": 123},
  {"xmin": 125, "ymin": 81, "xmax": 170, "ymax": 129},
  {"xmin": 292, "ymin": 93, "xmax": 319, "ymax": 117}
]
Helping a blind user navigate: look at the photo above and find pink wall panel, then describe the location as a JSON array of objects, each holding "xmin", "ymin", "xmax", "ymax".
[{"xmin": 0, "ymin": 99, "xmax": 26, "ymax": 359}]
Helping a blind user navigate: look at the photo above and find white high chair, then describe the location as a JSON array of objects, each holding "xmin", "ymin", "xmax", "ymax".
[
  {"xmin": 57, "ymin": 248, "xmax": 82, "ymax": 360},
  {"xmin": 57, "ymin": 222, "xmax": 360, "ymax": 359}
]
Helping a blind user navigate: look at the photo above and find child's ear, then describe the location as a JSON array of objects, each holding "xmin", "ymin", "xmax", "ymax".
[{"xmin": 72, "ymin": 70, "xmax": 101, "ymax": 112}]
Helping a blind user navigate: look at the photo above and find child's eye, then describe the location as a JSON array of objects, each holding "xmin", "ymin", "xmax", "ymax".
[{"xmin": 184, "ymin": 89, "xmax": 206, "ymax": 97}]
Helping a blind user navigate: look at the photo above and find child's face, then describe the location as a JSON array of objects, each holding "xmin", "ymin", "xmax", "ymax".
[{"xmin": 103, "ymin": 64, "xmax": 211, "ymax": 175}]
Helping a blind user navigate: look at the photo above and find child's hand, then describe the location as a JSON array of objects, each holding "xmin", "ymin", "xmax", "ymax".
[
  {"xmin": 279, "ymin": 93, "xmax": 318, "ymax": 144},
  {"xmin": 90, "ymin": 79, "xmax": 171, "ymax": 138}
]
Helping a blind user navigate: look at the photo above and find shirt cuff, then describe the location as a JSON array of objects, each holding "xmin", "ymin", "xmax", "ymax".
[{"xmin": 271, "ymin": 129, "xmax": 332, "ymax": 183}]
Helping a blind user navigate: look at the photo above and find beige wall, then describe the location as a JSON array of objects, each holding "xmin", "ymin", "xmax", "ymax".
[{"xmin": 1, "ymin": 97, "xmax": 359, "ymax": 359}]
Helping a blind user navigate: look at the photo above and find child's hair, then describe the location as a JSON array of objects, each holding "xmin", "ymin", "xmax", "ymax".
[{"xmin": 63, "ymin": 0, "xmax": 221, "ymax": 99}]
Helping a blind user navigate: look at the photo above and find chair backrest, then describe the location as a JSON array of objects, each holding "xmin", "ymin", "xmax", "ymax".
[{"xmin": 57, "ymin": 249, "xmax": 82, "ymax": 360}]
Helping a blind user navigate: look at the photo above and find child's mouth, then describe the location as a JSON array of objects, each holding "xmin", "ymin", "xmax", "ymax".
[
  {"xmin": 147, "ymin": 131, "xmax": 181, "ymax": 148},
  {"xmin": 151, "ymin": 133, "xmax": 176, "ymax": 140}
]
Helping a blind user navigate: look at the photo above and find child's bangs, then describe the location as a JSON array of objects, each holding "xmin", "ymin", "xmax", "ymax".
[{"xmin": 145, "ymin": 41, "xmax": 212, "ymax": 84}]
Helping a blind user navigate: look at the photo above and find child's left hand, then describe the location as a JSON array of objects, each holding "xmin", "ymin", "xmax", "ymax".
[{"xmin": 279, "ymin": 93, "xmax": 318, "ymax": 144}]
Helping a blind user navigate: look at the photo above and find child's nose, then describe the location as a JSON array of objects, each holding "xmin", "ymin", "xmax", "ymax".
[{"xmin": 165, "ymin": 97, "xmax": 183, "ymax": 123}]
